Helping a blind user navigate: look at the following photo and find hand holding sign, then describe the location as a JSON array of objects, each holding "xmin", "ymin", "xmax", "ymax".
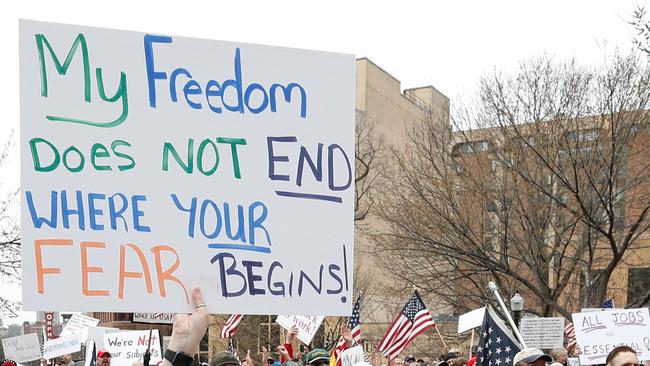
[{"xmin": 167, "ymin": 287, "xmax": 209, "ymax": 356}]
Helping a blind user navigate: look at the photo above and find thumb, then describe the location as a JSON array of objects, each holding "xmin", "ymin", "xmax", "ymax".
[{"xmin": 192, "ymin": 287, "xmax": 207, "ymax": 313}]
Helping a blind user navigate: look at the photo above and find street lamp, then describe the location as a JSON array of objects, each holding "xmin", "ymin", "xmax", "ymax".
[{"xmin": 510, "ymin": 291, "xmax": 524, "ymax": 329}]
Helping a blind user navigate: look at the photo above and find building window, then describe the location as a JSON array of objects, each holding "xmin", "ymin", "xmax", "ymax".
[
  {"xmin": 452, "ymin": 140, "xmax": 491, "ymax": 155},
  {"xmin": 627, "ymin": 267, "xmax": 650, "ymax": 307}
]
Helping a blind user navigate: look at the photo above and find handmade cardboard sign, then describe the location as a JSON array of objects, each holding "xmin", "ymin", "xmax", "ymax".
[
  {"xmin": 519, "ymin": 317, "xmax": 564, "ymax": 349},
  {"xmin": 19, "ymin": 20, "xmax": 355, "ymax": 315},
  {"xmin": 103, "ymin": 330, "xmax": 162, "ymax": 366},
  {"xmin": 458, "ymin": 307, "xmax": 486, "ymax": 333},
  {"xmin": 1, "ymin": 333, "xmax": 42, "ymax": 363},
  {"xmin": 276, "ymin": 314, "xmax": 325, "ymax": 345},
  {"xmin": 43, "ymin": 334, "xmax": 82, "ymax": 360},
  {"xmin": 572, "ymin": 308, "xmax": 650, "ymax": 365},
  {"xmin": 133, "ymin": 313, "xmax": 174, "ymax": 324},
  {"xmin": 60, "ymin": 314, "xmax": 100, "ymax": 340}
]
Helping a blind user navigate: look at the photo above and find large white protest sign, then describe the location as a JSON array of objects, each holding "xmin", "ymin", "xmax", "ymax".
[
  {"xmin": 276, "ymin": 315, "xmax": 325, "ymax": 345},
  {"xmin": 43, "ymin": 334, "xmax": 82, "ymax": 360},
  {"xmin": 1, "ymin": 333, "xmax": 42, "ymax": 363},
  {"xmin": 20, "ymin": 20, "xmax": 355, "ymax": 316},
  {"xmin": 458, "ymin": 307, "xmax": 485, "ymax": 333},
  {"xmin": 60, "ymin": 314, "xmax": 100, "ymax": 340},
  {"xmin": 104, "ymin": 330, "xmax": 162, "ymax": 366},
  {"xmin": 519, "ymin": 317, "xmax": 564, "ymax": 349},
  {"xmin": 133, "ymin": 313, "xmax": 174, "ymax": 324},
  {"xmin": 572, "ymin": 308, "xmax": 650, "ymax": 365}
]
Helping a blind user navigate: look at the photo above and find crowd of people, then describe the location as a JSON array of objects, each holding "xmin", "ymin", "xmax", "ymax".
[{"xmin": 1, "ymin": 289, "xmax": 646, "ymax": 366}]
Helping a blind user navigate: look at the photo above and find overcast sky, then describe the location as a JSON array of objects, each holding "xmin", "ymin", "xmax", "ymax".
[{"xmin": 0, "ymin": 0, "xmax": 646, "ymax": 325}]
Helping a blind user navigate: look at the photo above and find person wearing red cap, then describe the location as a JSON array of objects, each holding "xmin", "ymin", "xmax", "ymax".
[{"xmin": 97, "ymin": 349, "xmax": 112, "ymax": 366}]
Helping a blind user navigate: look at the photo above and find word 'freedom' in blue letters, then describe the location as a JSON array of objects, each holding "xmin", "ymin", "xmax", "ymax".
[{"xmin": 144, "ymin": 35, "xmax": 307, "ymax": 118}]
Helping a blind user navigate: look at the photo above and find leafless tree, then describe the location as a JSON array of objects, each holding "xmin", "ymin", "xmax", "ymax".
[
  {"xmin": 0, "ymin": 131, "xmax": 20, "ymax": 318},
  {"xmin": 372, "ymin": 52, "xmax": 650, "ymax": 320},
  {"xmin": 355, "ymin": 110, "xmax": 385, "ymax": 221}
]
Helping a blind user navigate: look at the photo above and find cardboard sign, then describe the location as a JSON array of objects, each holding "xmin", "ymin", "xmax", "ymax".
[
  {"xmin": 572, "ymin": 308, "xmax": 650, "ymax": 365},
  {"xmin": 133, "ymin": 313, "xmax": 174, "ymax": 324},
  {"xmin": 103, "ymin": 330, "xmax": 162, "ymax": 366},
  {"xmin": 519, "ymin": 317, "xmax": 564, "ymax": 349},
  {"xmin": 458, "ymin": 307, "xmax": 486, "ymax": 333},
  {"xmin": 1, "ymin": 333, "xmax": 43, "ymax": 363},
  {"xmin": 276, "ymin": 315, "xmax": 325, "ymax": 344},
  {"xmin": 19, "ymin": 20, "xmax": 355, "ymax": 316},
  {"xmin": 60, "ymin": 314, "xmax": 100, "ymax": 340},
  {"xmin": 43, "ymin": 334, "xmax": 82, "ymax": 360}
]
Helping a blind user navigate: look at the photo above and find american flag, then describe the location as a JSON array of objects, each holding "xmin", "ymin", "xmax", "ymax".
[
  {"xmin": 378, "ymin": 290, "xmax": 435, "ymax": 360},
  {"xmin": 476, "ymin": 305, "xmax": 521, "ymax": 366},
  {"xmin": 332, "ymin": 297, "xmax": 362, "ymax": 366},
  {"xmin": 564, "ymin": 298, "xmax": 614, "ymax": 352},
  {"xmin": 221, "ymin": 314, "xmax": 243, "ymax": 338},
  {"xmin": 601, "ymin": 299, "xmax": 614, "ymax": 309},
  {"xmin": 228, "ymin": 338, "xmax": 239, "ymax": 360},
  {"xmin": 564, "ymin": 321, "xmax": 576, "ymax": 352}
]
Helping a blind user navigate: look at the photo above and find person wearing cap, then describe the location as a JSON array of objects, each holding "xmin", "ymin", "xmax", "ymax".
[
  {"xmin": 605, "ymin": 346, "xmax": 639, "ymax": 366},
  {"xmin": 209, "ymin": 352, "xmax": 240, "ymax": 366},
  {"xmin": 405, "ymin": 356, "xmax": 416, "ymax": 366},
  {"xmin": 512, "ymin": 348, "xmax": 552, "ymax": 366},
  {"xmin": 97, "ymin": 349, "xmax": 112, "ymax": 366},
  {"xmin": 304, "ymin": 349, "xmax": 330, "ymax": 366}
]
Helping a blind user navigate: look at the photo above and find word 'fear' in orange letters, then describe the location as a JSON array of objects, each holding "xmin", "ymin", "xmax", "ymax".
[{"xmin": 34, "ymin": 239, "xmax": 189, "ymax": 303}]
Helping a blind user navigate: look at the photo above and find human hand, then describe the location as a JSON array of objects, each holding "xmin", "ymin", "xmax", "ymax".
[
  {"xmin": 342, "ymin": 324, "xmax": 354, "ymax": 347},
  {"xmin": 287, "ymin": 325, "xmax": 298, "ymax": 343},
  {"xmin": 167, "ymin": 287, "xmax": 209, "ymax": 355},
  {"xmin": 276, "ymin": 345, "xmax": 290, "ymax": 360},
  {"xmin": 262, "ymin": 346, "xmax": 269, "ymax": 364}
]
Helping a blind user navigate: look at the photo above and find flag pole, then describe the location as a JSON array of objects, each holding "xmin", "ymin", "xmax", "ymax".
[
  {"xmin": 434, "ymin": 326, "xmax": 449, "ymax": 350},
  {"xmin": 468, "ymin": 329, "xmax": 474, "ymax": 358},
  {"xmin": 487, "ymin": 281, "xmax": 527, "ymax": 348}
]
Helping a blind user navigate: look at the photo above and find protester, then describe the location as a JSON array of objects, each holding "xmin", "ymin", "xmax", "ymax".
[
  {"xmin": 304, "ymin": 349, "xmax": 330, "ymax": 366},
  {"xmin": 605, "ymin": 346, "xmax": 639, "ymax": 366},
  {"xmin": 389, "ymin": 358, "xmax": 405, "ymax": 366},
  {"xmin": 97, "ymin": 349, "xmax": 112, "ymax": 366},
  {"xmin": 512, "ymin": 348, "xmax": 552, "ymax": 366},
  {"xmin": 60, "ymin": 354, "xmax": 75, "ymax": 366},
  {"xmin": 550, "ymin": 348, "xmax": 568, "ymax": 366},
  {"xmin": 405, "ymin": 357, "xmax": 416, "ymax": 366},
  {"xmin": 209, "ymin": 352, "xmax": 240, "ymax": 366},
  {"xmin": 443, "ymin": 354, "xmax": 457, "ymax": 364},
  {"xmin": 450, "ymin": 357, "xmax": 467, "ymax": 366},
  {"xmin": 1, "ymin": 360, "xmax": 17, "ymax": 366}
]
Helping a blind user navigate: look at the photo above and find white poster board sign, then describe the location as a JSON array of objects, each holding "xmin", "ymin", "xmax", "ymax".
[
  {"xmin": 572, "ymin": 308, "xmax": 650, "ymax": 365},
  {"xmin": 43, "ymin": 334, "xmax": 82, "ymax": 360},
  {"xmin": 60, "ymin": 314, "xmax": 100, "ymax": 340},
  {"xmin": 103, "ymin": 330, "xmax": 162, "ymax": 366},
  {"xmin": 133, "ymin": 313, "xmax": 174, "ymax": 324},
  {"xmin": 519, "ymin": 317, "xmax": 564, "ymax": 349},
  {"xmin": 1, "ymin": 333, "xmax": 43, "ymax": 363},
  {"xmin": 276, "ymin": 315, "xmax": 325, "ymax": 345},
  {"xmin": 19, "ymin": 20, "xmax": 355, "ymax": 316},
  {"xmin": 458, "ymin": 307, "xmax": 486, "ymax": 333},
  {"xmin": 86, "ymin": 326, "xmax": 120, "ymax": 350}
]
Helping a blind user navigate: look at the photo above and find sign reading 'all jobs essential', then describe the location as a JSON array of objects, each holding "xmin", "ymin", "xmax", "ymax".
[
  {"xmin": 20, "ymin": 20, "xmax": 355, "ymax": 315},
  {"xmin": 572, "ymin": 308, "xmax": 650, "ymax": 365}
]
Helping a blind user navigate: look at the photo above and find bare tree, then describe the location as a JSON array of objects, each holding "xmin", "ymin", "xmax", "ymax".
[
  {"xmin": 0, "ymin": 131, "xmax": 21, "ymax": 318},
  {"xmin": 372, "ymin": 52, "xmax": 650, "ymax": 320},
  {"xmin": 355, "ymin": 110, "xmax": 385, "ymax": 221}
]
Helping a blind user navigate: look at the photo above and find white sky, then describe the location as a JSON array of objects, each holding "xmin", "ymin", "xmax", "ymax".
[{"xmin": 0, "ymin": 0, "xmax": 646, "ymax": 325}]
